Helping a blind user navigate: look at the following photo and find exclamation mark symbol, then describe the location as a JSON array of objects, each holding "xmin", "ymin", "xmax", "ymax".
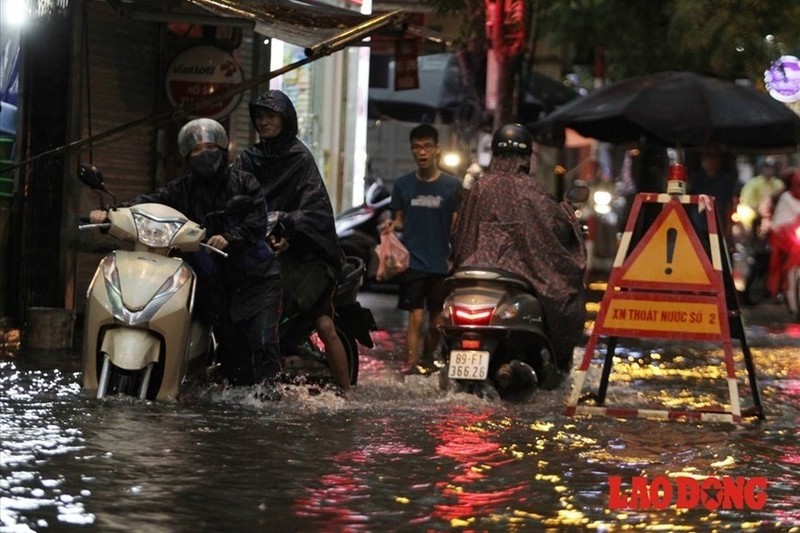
[{"xmin": 665, "ymin": 228, "xmax": 677, "ymax": 275}]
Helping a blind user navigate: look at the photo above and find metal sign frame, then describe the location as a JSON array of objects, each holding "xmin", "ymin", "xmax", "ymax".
[{"xmin": 566, "ymin": 192, "xmax": 764, "ymax": 423}]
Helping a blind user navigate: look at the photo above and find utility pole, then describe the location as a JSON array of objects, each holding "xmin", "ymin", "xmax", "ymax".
[{"xmin": 484, "ymin": 0, "xmax": 526, "ymax": 129}]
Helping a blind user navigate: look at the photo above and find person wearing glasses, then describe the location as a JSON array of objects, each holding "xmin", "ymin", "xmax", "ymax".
[{"xmin": 381, "ymin": 124, "xmax": 461, "ymax": 375}]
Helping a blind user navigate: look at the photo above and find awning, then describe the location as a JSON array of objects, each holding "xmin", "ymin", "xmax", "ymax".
[
  {"xmin": 106, "ymin": 0, "xmax": 429, "ymax": 50},
  {"xmin": 187, "ymin": 0, "xmax": 388, "ymax": 49},
  {"xmin": 11, "ymin": 3, "xmax": 408, "ymax": 171}
]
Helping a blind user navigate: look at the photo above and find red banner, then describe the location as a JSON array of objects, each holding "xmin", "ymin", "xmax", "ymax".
[{"xmin": 394, "ymin": 39, "xmax": 419, "ymax": 91}]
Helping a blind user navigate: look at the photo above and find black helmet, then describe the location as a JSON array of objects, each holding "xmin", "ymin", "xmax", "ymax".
[
  {"xmin": 177, "ymin": 118, "xmax": 228, "ymax": 157},
  {"xmin": 491, "ymin": 123, "xmax": 533, "ymax": 156}
]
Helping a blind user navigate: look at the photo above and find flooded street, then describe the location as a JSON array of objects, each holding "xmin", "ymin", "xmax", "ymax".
[{"xmin": 2, "ymin": 290, "xmax": 799, "ymax": 532}]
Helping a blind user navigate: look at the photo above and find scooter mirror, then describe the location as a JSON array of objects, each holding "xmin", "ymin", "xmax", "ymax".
[
  {"xmin": 266, "ymin": 211, "xmax": 287, "ymax": 241},
  {"xmin": 564, "ymin": 185, "xmax": 590, "ymax": 206},
  {"xmin": 78, "ymin": 164, "xmax": 106, "ymax": 191}
]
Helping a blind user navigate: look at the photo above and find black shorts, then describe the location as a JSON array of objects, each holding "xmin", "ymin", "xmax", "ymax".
[
  {"xmin": 280, "ymin": 257, "xmax": 336, "ymax": 319},
  {"xmin": 398, "ymin": 269, "xmax": 448, "ymax": 312}
]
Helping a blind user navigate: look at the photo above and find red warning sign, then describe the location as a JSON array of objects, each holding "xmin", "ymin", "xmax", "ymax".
[
  {"xmin": 566, "ymin": 184, "xmax": 764, "ymax": 423},
  {"xmin": 618, "ymin": 201, "xmax": 717, "ymax": 291}
]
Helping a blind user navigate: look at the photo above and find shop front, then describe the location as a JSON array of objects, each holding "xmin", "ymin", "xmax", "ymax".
[{"xmin": 0, "ymin": 0, "xmax": 404, "ymax": 323}]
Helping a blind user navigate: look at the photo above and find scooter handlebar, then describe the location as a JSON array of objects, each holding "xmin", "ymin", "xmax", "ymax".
[
  {"xmin": 78, "ymin": 222, "xmax": 111, "ymax": 231},
  {"xmin": 199, "ymin": 242, "xmax": 229, "ymax": 258}
]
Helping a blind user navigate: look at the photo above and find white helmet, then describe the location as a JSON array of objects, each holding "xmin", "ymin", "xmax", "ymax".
[{"xmin": 177, "ymin": 118, "xmax": 228, "ymax": 157}]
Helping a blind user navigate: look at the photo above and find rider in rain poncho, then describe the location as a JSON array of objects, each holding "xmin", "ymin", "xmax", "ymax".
[{"xmin": 452, "ymin": 123, "xmax": 587, "ymax": 369}]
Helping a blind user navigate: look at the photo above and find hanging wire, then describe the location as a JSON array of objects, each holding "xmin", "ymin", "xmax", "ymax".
[{"xmin": 81, "ymin": 0, "xmax": 92, "ymax": 164}]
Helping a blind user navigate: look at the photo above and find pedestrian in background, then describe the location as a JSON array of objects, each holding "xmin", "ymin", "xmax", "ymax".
[
  {"xmin": 739, "ymin": 158, "xmax": 784, "ymax": 235},
  {"xmin": 687, "ymin": 148, "xmax": 739, "ymax": 246},
  {"xmin": 381, "ymin": 124, "xmax": 461, "ymax": 375},
  {"xmin": 766, "ymin": 168, "xmax": 800, "ymax": 322}
]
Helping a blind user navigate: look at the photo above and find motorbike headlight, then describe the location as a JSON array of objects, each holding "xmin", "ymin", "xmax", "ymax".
[
  {"xmin": 442, "ymin": 151, "xmax": 461, "ymax": 169},
  {"xmin": 593, "ymin": 190, "xmax": 613, "ymax": 215},
  {"xmin": 133, "ymin": 213, "xmax": 184, "ymax": 248},
  {"xmin": 734, "ymin": 203, "xmax": 755, "ymax": 226}
]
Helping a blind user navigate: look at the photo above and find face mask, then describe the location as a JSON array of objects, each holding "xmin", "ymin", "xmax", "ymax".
[{"xmin": 188, "ymin": 149, "xmax": 226, "ymax": 182}]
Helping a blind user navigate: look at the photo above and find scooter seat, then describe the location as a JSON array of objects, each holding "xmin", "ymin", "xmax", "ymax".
[{"xmin": 449, "ymin": 266, "xmax": 533, "ymax": 291}]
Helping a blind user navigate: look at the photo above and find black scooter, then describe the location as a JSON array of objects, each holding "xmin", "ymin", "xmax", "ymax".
[
  {"xmin": 267, "ymin": 212, "xmax": 377, "ymax": 386},
  {"xmin": 335, "ymin": 180, "xmax": 392, "ymax": 282},
  {"xmin": 438, "ymin": 185, "xmax": 590, "ymax": 400}
]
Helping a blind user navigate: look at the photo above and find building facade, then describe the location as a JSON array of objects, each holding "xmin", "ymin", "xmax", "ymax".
[{"xmin": 0, "ymin": 0, "xmax": 380, "ymax": 321}]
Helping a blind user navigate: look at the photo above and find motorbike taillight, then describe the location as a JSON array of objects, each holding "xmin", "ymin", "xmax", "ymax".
[
  {"xmin": 461, "ymin": 338, "xmax": 481, "ymax": 349},
  {"xmin": 452, "ymin": 305, "xmax": 494, "ymax": 326}
]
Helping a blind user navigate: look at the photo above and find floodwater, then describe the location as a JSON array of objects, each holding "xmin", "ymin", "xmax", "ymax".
[{"xmin": 2, "ymin": 292, "xmax": 799, "ymax": 532}]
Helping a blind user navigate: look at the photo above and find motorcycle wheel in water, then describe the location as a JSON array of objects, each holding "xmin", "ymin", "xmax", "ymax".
[
  {"xmin": 438, "ymin": 268, "xmax": 567, "ymax": 401},
  {"xmin": 77, "ymin": 164, "xmax": 232, "ymax": 401}
]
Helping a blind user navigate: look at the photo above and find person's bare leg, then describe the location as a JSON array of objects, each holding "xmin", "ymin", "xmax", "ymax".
[
  {"xmin": 422, "ymin": 312, "xmax": 443, "ymax": 365},
  {"xmin": 404, "ymin": 308, "xmax": 425, "ymax": 368},
  {"xmin": 786, "ymin": 267, "xmax": 799, "ymax": 318},
  {"xmin": 316, "ymin": 314, "xmax": 352, "ymax": 397}
]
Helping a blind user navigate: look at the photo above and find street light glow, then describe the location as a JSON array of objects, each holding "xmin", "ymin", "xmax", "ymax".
[{"xmin": 3, "ymin": 0, "xmax": 30, "ymax": 26}]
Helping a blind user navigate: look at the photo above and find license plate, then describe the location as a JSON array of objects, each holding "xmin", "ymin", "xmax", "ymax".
[{"xmin": 448, "ymin": 350, "xmax": 490, "ymax": 380}]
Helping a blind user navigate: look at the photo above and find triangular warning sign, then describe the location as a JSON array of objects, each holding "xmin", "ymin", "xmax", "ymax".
[{"xmin": 618, "ymin": 201, "xmax": 716, "ymax": 290}]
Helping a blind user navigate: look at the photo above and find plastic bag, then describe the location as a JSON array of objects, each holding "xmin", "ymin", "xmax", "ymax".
[{"xmin": 376, "ymin": 232, "xmax": 410, "ymax": 281}]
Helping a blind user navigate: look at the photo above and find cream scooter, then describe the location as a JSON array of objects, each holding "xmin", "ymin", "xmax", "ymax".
[{"xmin": 78, "ymin": 165, "xmax": 241, "ymax": 400}]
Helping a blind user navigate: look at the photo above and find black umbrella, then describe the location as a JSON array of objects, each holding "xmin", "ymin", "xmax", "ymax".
[{"xmin": 530, "ymin": 71, "xmax": 800, "ymax": 151}]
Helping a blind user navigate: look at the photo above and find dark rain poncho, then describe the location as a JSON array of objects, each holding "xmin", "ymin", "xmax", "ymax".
[
  {"xmin": 234, "ymin": 90, "xmax": 342, "ymax": 271},
  {"xmin": 452, "ymin": 155, "xmax": 587, "ymax": 365}
]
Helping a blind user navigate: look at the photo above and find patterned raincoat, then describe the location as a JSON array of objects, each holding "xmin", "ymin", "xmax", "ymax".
[{"xmin": 452, "ymin": 155, "xmax": 587, "ymax": 365}]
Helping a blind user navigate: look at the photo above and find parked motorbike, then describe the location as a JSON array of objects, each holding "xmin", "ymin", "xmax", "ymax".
[
  {"xmin": 581, "ymin": 182, "xmax": 624, "ymax": 275},
  {"xmin": 438, "ymin": 185, "xmax": 590, "ymax": 400},
  {"xmin": 77, "ymin": 164, "xmax": 238, "ymax": 401},
  {"xmin": 335, "ymin": 179, "xmax": 392, "ymax": 282},
  {"xmin": 266, "ymin": 212, "xmax": 377, "ymax": 387},
  {"xmin": 730, "ymin": 203, "xmax": 772, "ymax": 305}
]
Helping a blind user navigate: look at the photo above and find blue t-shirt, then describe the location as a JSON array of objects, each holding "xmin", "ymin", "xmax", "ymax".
[{"xmin": 390, "ymin": 171, "xmax": 461, "ymax": 274}]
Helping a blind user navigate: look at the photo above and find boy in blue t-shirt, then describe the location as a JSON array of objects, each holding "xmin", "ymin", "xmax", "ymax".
[{"xmin": 382, "ymin": 124, "xmax": 461, "ymax": 374}]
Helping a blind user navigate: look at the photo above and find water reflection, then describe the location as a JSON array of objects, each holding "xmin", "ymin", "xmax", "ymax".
[
  {"xmin": 2, "ymin": 316, "xmax": 799, "ymax": 532},
  {"xmin": 1, "ymin": 363, "xmax": 93, "ymax": 528},
  {"xmin": 427, "ymin": 408, "xmax": 526, "ymax": 528}
]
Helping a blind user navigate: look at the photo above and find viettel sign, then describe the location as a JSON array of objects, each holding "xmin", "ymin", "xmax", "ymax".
[
  {"xmin": 765, "ymin": 55, "xmax": 800, "ymax": 103},
  {"xmin": 166, "ymin": 46, "xmax": 244, "ymax": 119}
]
